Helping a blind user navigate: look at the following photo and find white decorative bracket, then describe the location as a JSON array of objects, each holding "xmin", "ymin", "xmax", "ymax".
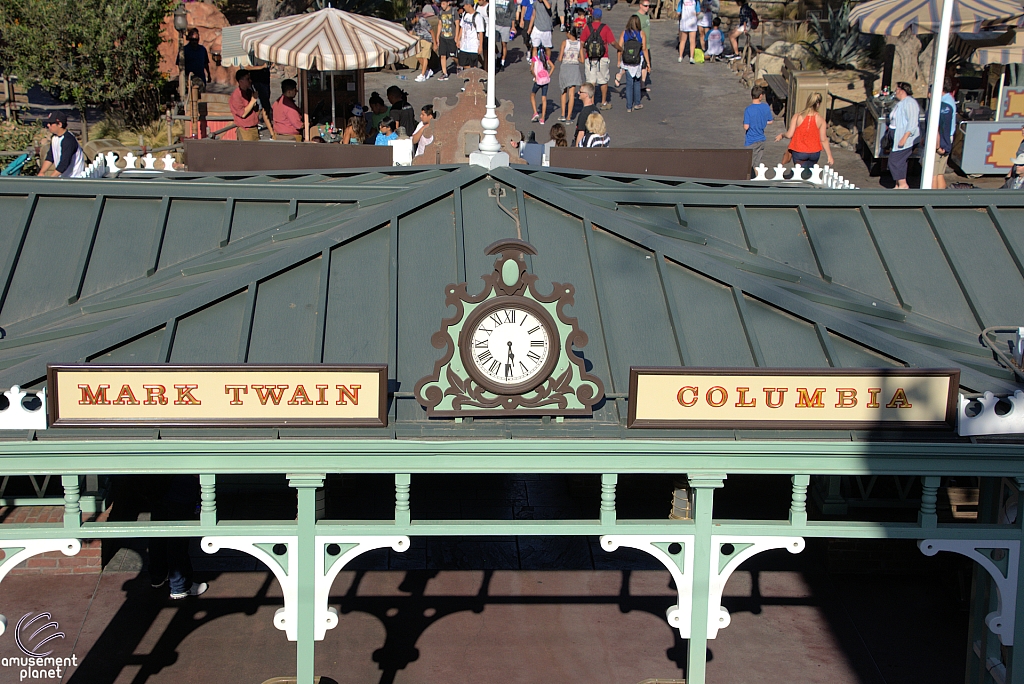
[
  {"xmin": 958, "ymin": 392, "xmax": 1024, "ymax": 436},
  {"xmin": 0, "ymin": 539, "xmax": 81, "ymax": 636},
  {"xmin": 601, "ymin": 535, "xmax": 696, "ymax": 637},
  {"xmin": 0, "ymin": 386, "xmax": 47, "ymax": 431},
  {"xmin": 920, "ymin": 539, "xmax": 1019, "ymax": 646},
  {"xmin": 314, "ymin": 535, "xmax": 409, "ymax": 640},
  {"xmin": 202, "ymin": 536, "xmax": 299, "ymax": 639},
  {"xmin": 707, "ymin": 536, "xmax": 804, "ymax": 638}
]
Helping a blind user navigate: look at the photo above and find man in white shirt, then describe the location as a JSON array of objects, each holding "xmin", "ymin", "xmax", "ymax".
[
  {"xmin": 457, "ymin": 0, "xmax": 486, "ymax": 68},
  {"xmin": 37, "ymin": 111, "xmax": 85, "ymax": 179}
]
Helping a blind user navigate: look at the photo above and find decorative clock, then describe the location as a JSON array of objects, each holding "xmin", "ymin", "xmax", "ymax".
[{"xmin": 415, "ymin": 239, "xmax": 604, "ymax": 417}]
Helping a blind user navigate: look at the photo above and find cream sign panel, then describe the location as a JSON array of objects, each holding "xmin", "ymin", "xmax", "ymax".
[
  {"xmin": 48, "ymin": 365, "xmax": 388, "ymax": 427},
  {"xmin": 628, "ymin": 368, "xmax": 960, "ymax": 429}
]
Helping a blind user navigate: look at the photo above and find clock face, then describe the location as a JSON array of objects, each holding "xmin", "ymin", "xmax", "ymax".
[{"xmin": 462, "ymin": 300, "xmax": 559, "ymax": 394}]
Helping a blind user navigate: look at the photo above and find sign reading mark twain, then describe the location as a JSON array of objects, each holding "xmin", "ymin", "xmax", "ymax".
[
  {"xmin": 47, "ymin": 365, "xmax": 388, "ymax": 427},
  {"xmin": 627, "ymin": 367, "xmax": 959, "ymax": 429}
]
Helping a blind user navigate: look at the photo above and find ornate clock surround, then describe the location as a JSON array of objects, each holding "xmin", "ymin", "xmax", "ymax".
[{"xmin": 414, "ymin": 238, "xmax": 605, "ymax": 417}]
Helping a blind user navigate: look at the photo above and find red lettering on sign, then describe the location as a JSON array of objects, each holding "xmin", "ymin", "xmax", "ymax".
[
  {"xmin": 336, "ymin": 384, "xmax": 361, "ymax": 405},
  {"xmin": 112, "ymin": 384, "xmax": 140, "ymax": 406},
  {"xmin": 886, "ymin": 387, "xmax": 913, "ymax": 409},
  {"xmin": 764, "ymin": 388, "xmax": 787, "ymax": 408},
  {"xmin": 78, "ymin": 384, "xmax": 110, "ymax": 405},
  {"xmin": 795, "ymin": 388, "xmax": 825, "ymax": 408},
  {"xmin": 174, "ymin": 384, "xmax": 201, "ymax": 405},
  {"xmin": 677, "ymin": 386, "xmax": 698, "ymax": 407},
  {"xmin": 706, "ymin": 386, "xmax": 728, "ymax": 407},
  {"xmin": 224, "ymin": 385, "xmax": 247, "ymax": 405},
  {"xmin": 866, "ymin": 388, "xmax": 882, "ymax": 408},
  {"xmin": 251, "ymin": 385, "xmax": 288, "ymax": 405},
  {"xmin": 734, "ymin": 387, "xmax": 756, "ymax": 407},
  {"xmin": 835, "ymin": 388, "xmax": 857, "ymax": 408},
  {"xmin": 143, "ymin": 385, "xmax": 168, "ymax": 405},
  {"xmin": 288, "ymin": 384, "xmax": 314, "ymax": 406}
]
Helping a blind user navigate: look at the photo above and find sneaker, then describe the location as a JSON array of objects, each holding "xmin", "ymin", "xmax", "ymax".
[
  {"xmin": 415, "ymin": 73, "xmax": 429, "ymax": 82},
  {"xmin": 439, "ymin": 73, "xmax": 450, "ymax": 81},
  {"xmin": 531, "ymin": 114, "xmax": 540, "ymax": 122},
  {"xmin": 170, "ymin": 582, "xmax": 208, "ymax": 600},
  {"xmin": 599, "ymin": 102, "xmax": 612, "ymax": 110},
  {"xmin": 626, "ymin": 107, "xmax": 632, "ymax": 113},
  {"xmin": 633, "ymin": 103, "xmax": 643, "ymax": 110},
  {"xmin": 539, "ymin": 118, "xmax": 545, "ymax": 125},
  {"xmin": 677, "ymin": 56, "xmax": 683, "ymax": 62},
  {"xmin": 727, "ymin": 54, "xmax": 741, "ymax": 61},
  {"xmin": 689, "ymin": 57, "xmax": 696, "ymax": 64}
]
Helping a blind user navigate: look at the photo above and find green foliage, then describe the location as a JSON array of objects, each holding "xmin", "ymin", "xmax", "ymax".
[
  {"xmin": 0, "ymin": 0, "xmax": 172, "ymax": 128},
  {"xmin": 804, "ymin": 1, "xmax": 867, "ymax": 70},
  {"xmin": 0, "ymin": 120, "xmax": 48, "ymax": 174}
]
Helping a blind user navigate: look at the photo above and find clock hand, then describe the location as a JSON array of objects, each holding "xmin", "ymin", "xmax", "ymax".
[{"xmin": 505, "ymin": 341, "xmax": 514, "ymax": 378}]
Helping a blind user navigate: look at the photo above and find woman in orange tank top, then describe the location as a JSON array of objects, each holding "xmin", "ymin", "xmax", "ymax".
[{"xmin": 775, "ymin": 92, "xmax": 834, "ymax": 167}]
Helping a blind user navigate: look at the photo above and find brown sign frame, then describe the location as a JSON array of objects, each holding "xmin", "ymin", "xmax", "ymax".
[
  {"xmin": 47, "ymin": 364, "xmax": 389, "ymax": 428},
  {"xmin": 626, "ymin": 367, "xmax": 961, "ymax": 430}
]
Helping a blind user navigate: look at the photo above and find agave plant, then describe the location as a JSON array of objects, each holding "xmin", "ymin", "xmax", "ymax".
[{"xmin": 804, "ymin": 1, "xmax": 868, "ymax": 70}]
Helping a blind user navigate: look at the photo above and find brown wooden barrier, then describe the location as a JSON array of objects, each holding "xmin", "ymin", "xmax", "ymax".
[
  {"xmin": 547, "ymin": 148, "xmax": 753, "ymax": 181},
  {"xmin": 184, "ymin": 139, "xmax": 393, "ymax": 172}
]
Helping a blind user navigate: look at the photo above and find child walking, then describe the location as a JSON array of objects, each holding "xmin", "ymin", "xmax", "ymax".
[
  {"xmin": 530, "ymin": 46, "xmax": 555, "ymax": 124},
  {"xmin": 558, "ymin": 27, "xmax": 584, "ymax": 122}
]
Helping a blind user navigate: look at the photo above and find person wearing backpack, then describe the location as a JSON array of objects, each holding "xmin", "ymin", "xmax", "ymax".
[
  {"xmin": 457, "ymin": 0, "xmax": 486, "ymax": 69},
  {"xmin": 620, "ymin": 15, "xmax": 647, "ymax": 113},
  {"xmin": 580, "ymin": 8, "xmax": 620, "ymax": 110},
  {"xmin": 528, "ymin": 0, "xmax": 555, "ymax": 60},
  {"xmin": 728, "ymin": 0, "xmax": 757, "ymax": 60},
  {"xmin": 530, "ymin": 46, "xmax": 556, "ymax": 124}
]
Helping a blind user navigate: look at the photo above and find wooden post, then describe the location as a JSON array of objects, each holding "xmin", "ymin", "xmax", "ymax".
[
  {"xmin": 302, "ymin": 69, "xmax": 310, "ymax": 142},
  {"xmin": 80, "ymin": 107, "xmax": 88, "ymax": 144},
  {"xmin": 167, "ymin": 108, "xmax": 173, "ymax": 146}
]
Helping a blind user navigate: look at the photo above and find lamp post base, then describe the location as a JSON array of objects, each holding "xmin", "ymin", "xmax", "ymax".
[{"xmin": 469, "ymin": 150, "xmax": 510, "ymax": 169}]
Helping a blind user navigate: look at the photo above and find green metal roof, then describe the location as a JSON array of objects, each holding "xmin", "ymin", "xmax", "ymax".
[{"xmin": 1, "ymin": 165, "xmax": 1022, "ymax": 438}]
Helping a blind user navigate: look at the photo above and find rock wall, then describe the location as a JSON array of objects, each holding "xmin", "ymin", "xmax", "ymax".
[{"xmin": 158, "ymin": 1, "xmax": 238, "ymax": 87}]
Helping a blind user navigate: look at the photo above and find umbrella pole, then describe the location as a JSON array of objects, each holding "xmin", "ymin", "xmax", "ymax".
[
  {"xmin": 331, "ymin": 71, "xmax": 336, "ymax": 129},
  {"xmin": 921, "ymin": 0, "xmax": 954, "ymax": 189},
  {"xmin": 302, "ymin": 69, "xmax": 310, "ymax": 141}
]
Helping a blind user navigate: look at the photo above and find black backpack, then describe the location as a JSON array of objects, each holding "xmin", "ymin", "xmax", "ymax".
[
  {"xmin": 584, "ymin": 23, "xmax": 607, "ymax": 61},
  {"xmin": 622, "ymin": 31, "xmax": 642, "ymax": 65}
]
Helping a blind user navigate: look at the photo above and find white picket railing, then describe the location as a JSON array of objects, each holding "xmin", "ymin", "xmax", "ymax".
[
  {"xmin": 751, "ymin": 163, "xmax": 857, "ymax": 189},
  {"xmin": 95, "ymin": 151, "xmax": 178, "ymax": 177}
]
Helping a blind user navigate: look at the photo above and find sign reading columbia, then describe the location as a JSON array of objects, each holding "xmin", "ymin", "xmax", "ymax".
[
  {"xmin": 627, "ymin": 367, "xmax": 960, "ymax": 430},
  {"xmin": 47, "ymin": 364, "xmax": 388, "ymax": 427}
]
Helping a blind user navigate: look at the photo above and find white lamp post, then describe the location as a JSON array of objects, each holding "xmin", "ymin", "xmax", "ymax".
[
  {"xmin": 920, "ymin": 0, "xmax": 955, "ymax": 189},
  {"xmin": 470, "ymin": 0, "xmax": 510, "ymax": 168}
]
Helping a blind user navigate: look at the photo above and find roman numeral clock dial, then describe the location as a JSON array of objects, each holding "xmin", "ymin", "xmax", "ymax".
[{"xmin": 461, "ymin": 299, "xmax": 559, "ymax": 395}]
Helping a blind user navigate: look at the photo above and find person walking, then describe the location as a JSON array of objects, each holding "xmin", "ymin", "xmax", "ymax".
[
  {"xmin": 697, "ymin": 0, "xmax": 715, "ymax": 51},
  {"xmin": 743, "ymin": 85, "xmax": 773, "ymax": 171},
  {"xmin": 581, "ymin": 9, "xmax": 619, "ymax": 110},
  {"xmin": 434, "ymin": 0, "xmax": 459, "ymax": 80},
  {"xmin": 582, "ymin": 111, "xmax": 610, "ymax": 146},
  {"xmin": 494, "ymin": 0, "xmax": 516, "ymax": 70},
  {"xmin": 620, "ymin": 16, "xmax": 646, "ymax": 113},
  {"xmin": 728, "ymin": 0, "xmax": 754, "ymax": 60},
  {"xmin": 558, "ymin": 26, "xmax": 584, "ymax": 122},
  {"xmin": 636, "ymin": 0, "xmax": 654, "ymax": 97},
  {"xmin": 530, "ymin": 47, "xmax": 556, "ymax": 123},
  {"xmin": 932, "ymin": 75, "xmax": 956, "ymax": 190},
  {"xmin": 677, "ymin": 0, "xmax": 699, "ymax": 63},
  {"xmin": 888, "ymin": 81, "xmax": 920, "ymax": 190},
  {"xmin": 529, "ymin": 0, "xmax": 556, "ymax": 59},
  {"xmin": 457, "ymin": 0, "xmax": 486, "ymax": 69},
  {"xmin": 412, "ymin": 7, "xmax": 436, "ymax": 82},
  {"xmin": 774, "ymin": 92, "xmax": 833, "ymax": 169}
]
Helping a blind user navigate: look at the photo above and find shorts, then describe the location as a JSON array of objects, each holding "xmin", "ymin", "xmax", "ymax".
[
  {"xmin": 496, "ymin": 24, "xmax": 512, "ymax": 42},
  {"xmin": 238, "ymin": 126, "xmax": 260, "ymax": 142},
  {"xmin": 935, "ymin": 151, "xmax": 949, "ymax": 175},
  {"xmin": 439, "ymin": 36, "xmax": 458, "ymax": 58},
  {"xmin": 584, "ymin": 57, "xmax": 610, "ymax": 85},
  {"xmin": 735, "ymin": 23, "xmax": 748, "ymax": 33},
  {"xmin": 458, "ymin": 51, "xmax": 480, "ymax": 67},
  {"xmin": 532, "ymin": 82, "xmax": 550, "ymax": 96},
  {"xmin": 889, "ymin": 146, "xmax": 913, "ymax": 181},
  {"xmin": 747, "ymin": 141, "xmax": 765, "ymax": 169},
  {"xmin": 416, "ymin": 38, "xmax": 432, "ymax": 60},
  {"xmin": 530, "ymin": 28, "xmax": 553, "ymax": 48},
  {"xmin": 790, "ymin": 150, "xmax": 821, "ymax": 165}
]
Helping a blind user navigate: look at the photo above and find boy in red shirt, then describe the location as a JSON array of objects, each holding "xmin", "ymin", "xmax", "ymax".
[
  {"xmin": 580, "ymin": 8, "xmax": 620, "ymax": 110},
  {"xmin": 229, "ymin": 70, "xmax": 261, "ymax": 141}
]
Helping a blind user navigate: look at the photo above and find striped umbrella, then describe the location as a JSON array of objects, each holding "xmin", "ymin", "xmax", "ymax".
[
  {"xmin": 849, "ymin": 0, "xmax": 1024, "ymax": 35},
  {"xmin": 238, "ymin": 7, "xmax": 418, "ymax": 71},
  {"xmin": 971, "ymin": 30, "xmax": 1024, "ymax": 62}
]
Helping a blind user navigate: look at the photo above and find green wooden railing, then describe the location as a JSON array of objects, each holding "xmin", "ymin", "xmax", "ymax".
[{"xmin": 0, "ymin": 437, "xmax": 1021, "ymax": 684}]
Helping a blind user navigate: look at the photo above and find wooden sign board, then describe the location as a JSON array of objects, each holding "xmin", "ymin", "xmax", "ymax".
[
  {"xmin": 47, "ymin": 364, "xmax": 388, "ymax": 428},
  {"xmin": 627, "ymin": 367, "xmax": 960, "ymax": 430}
]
